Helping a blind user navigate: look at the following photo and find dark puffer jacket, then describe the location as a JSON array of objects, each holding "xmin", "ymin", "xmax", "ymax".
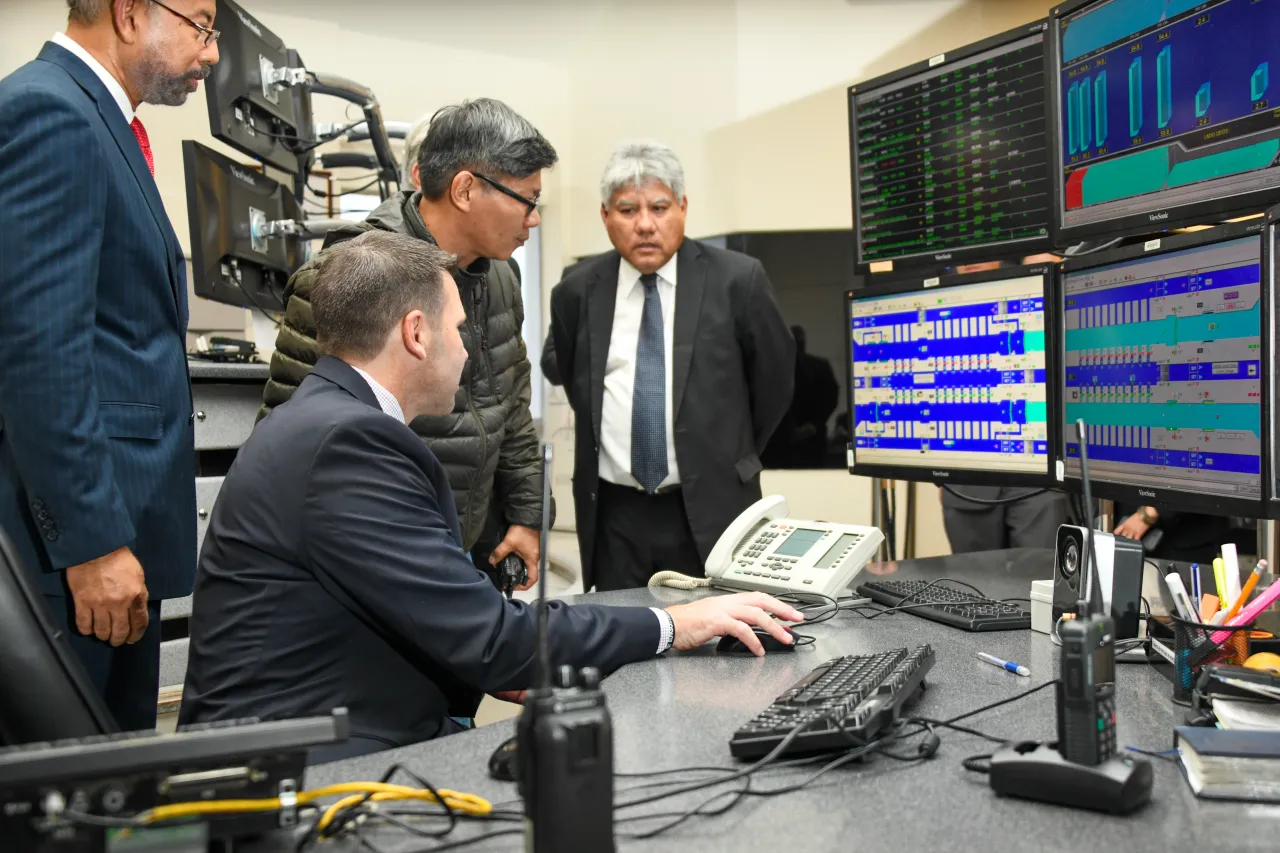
[{"xmin": 259, "ymin": 191, "xmax": 543, "ymax": 550}]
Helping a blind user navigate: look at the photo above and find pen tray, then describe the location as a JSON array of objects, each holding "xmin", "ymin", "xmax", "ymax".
[{"xmin": 1167, "ymin": 616, "xmax": 1253, "ymax": 705}]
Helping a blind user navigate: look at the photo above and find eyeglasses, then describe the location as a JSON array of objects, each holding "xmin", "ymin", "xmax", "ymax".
[
  {"xmin": 150, "ymin": 0, "xmax": 220, "ymax": 47},
  {"xmin": 472, "ymin": 173, "xmax": 539, "ymax": 216}
]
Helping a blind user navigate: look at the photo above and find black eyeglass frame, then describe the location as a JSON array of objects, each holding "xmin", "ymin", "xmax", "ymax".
[
  {"xmin": 472, "ymin": 172, "xmax": 539, "ymax": 216},
  {"xmin": 150, "ymin": 0, "xmax": 221, "ymax": 47}
]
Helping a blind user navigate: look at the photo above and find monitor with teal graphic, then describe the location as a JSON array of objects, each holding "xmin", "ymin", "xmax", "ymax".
[{"xmin": 1061, "ymin": 220, "xmax": 1267, "ymax": 514}]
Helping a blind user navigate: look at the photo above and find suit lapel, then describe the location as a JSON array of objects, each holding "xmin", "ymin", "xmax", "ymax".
[
  {"xmin": 586, "ymin": 254, "xmax": 621, "ymax": 442},
  {"xmin": 38, "ymin": 43, "xmax": 183, "ymax": 316},
  {"xmin": 671, "ymin": 240, "xmax": 704, "ymax": 420}
]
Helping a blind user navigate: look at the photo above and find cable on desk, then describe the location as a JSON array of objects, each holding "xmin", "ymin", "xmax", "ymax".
[
  {"xmin": 942, "ymin": 485, "xmax": 1050, "ymax": 506},
  {"xmin": 961, "ymin": 753, "xmax": 994, "ymax": 774},
  {"xmin": 860, "ymin": 577, "xmax": 1022, "ymax": 620}
]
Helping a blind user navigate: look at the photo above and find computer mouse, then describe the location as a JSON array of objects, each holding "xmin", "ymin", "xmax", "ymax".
[
  {"xmin": 488, "ymin": 734, "xmax": 519, "ymax": 782},
  {"xmin": 716, "ymin": 625, "xmax": 796, "ymax": 654}
]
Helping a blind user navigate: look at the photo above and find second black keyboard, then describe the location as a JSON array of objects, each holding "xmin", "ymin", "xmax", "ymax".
[
  {"xmin": 729, "ymin": 645, "xmax": 934, "ymax": 759},
  {"xmin": 856, "ymin": 579, "xmax": 1031, "ymax": 631}
]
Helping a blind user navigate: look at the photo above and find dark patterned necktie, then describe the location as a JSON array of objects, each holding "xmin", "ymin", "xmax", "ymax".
[{"xmin": 631, "ymin": 273, "xmax": 668, "ymax": 494}]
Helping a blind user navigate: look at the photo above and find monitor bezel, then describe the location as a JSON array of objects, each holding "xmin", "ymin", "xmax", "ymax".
[
  {"xmin": 1057, "ymin": 217, "xmax": 1270, "ymax": 516},
  {"xmin": 847, "ymin": 19, "xmax": 1056, "ymax": 274},
  {"xmin": 1047, "ymin": 0, "xmax": 1280, "ymax": 247},
  {"xmin": 844, "ymin": 262, "xmax": 1060, "ymax": 488},
  {"xmin": 1263, "ymin": 204, "xmax": 1280, "ymax": 518}
]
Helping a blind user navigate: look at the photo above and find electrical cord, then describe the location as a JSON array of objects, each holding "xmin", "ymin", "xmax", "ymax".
[
  {"xmin": 1063, "ymin": 236, "xmax": 1124, "ymax": 257},
  {"xmin": 942, "ymin": 485, "xmax": 1050, "ymax": 506}
]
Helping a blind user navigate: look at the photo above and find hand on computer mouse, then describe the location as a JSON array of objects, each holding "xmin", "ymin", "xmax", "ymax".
[
  {"xmin": 665, "ymin": 592, "xmax": 803, "ymax": 656},
  {"xmin": 717, "ymin": 625, "xmax": 797, "ymax": 655}
]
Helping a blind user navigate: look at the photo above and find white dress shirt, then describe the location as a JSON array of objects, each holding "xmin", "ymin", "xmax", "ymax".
[
  {"xmin": 599, "ymin": 254, "xmax": 681, "ymax": 491},
  {"xmin": 352, "ymin": 364, "xmax": 672, "ymax": 652},
  {"xmin": 51, "ymin": 32, "xmax": 133, "ymax": 123},
  {"xmin": 351, "ymin": 366, "xmax": 406, "ymax": 424}
]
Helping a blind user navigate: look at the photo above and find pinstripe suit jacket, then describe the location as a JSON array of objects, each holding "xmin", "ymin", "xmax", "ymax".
[{"xmin": 0, "ymin": 42, "xmax": 195, "ymax": 600}]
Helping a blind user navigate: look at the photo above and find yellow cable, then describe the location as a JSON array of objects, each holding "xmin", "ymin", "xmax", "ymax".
[{"xmin": 136, "ymin": 781, "xmax": 492, "ymax": 827}]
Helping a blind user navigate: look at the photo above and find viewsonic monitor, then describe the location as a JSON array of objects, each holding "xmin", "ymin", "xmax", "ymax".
[
  {"xmin": 1060, "ymin": 218, "xmax": 1267, "ymax": 515},
  {"xmin": 1050, "ymin": 0, "xmax": 1280, "ymax": 244},
  {"xmin": 183, "ymin": 140, "xmax": 302, "ymax": 312},
  {"xmin": 848, "ymin": 21, "xmax": 1055, "ymax": 271},
  {"xmin": 846, "ymin": 264, "xmax": 1058, "ymax": 487},
  {"xmin": 205, "ymin": 0, "xmax": 313, "ymax": 174}
]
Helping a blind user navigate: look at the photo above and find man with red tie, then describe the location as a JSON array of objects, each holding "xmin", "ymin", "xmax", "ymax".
[{"xmin": 0, "ymin": 0, "xmax": 219, "ymax": 732}]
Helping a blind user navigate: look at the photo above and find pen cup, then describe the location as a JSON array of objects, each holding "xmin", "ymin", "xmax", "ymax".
[{"xmin": 1169, "ymin": 616, "xmax": 1253, "ymax": 704}]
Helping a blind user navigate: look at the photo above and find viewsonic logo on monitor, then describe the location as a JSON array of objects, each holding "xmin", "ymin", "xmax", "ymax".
[
  {"xmin": 230, "ymin": 166, "xmax": 258, "ymax": 186},
  {"xmin": 1138, "ymin": 489, "xmax": 1157, "ymax": 498},
  {"xmin": 1148, "ymin": 212, "xmax": 1170, "ymax": 222},
  {"xmin": 932, "ymin": 471, "xmax": 951, "ymax": 479},
  {"xmin": 236, "ymin": 9, "xmax": 263, "ymax": 37},
  {"xmin": 934, "ymin": 253, "xmax": 953, "ymax": 261}
]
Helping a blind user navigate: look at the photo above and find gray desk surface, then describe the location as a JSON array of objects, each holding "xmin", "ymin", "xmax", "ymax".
[
  {"xmin": 188, "ymin": 360, "xmax": 270, "ymax": 381},
  {"xmin": 306, "ymin": 550, "xmax": 1276, "ymax": 852}
]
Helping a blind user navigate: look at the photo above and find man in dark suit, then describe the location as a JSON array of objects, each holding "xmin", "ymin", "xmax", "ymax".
[
  {"xmin": 0, "ymin": 0, "xmax": 219, "ymax": 731},
  {"xmin": 181, "ymin": 231, "xmax": 802, "ymax": 761},
  {"xmin": 548, "ymin": 142, "xmax": 795, "ymax": 591}
]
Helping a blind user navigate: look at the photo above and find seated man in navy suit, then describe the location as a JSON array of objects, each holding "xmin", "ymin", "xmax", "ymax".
[{"xmin": 180, "ymin": 231, "xmax": 802, "ymax": 761}]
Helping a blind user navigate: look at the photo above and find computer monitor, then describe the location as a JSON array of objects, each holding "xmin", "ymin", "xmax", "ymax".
[
  {"xmin": 1049, "ymin": 0, "xmax": 1280, "ymax": 244},
  {"xmin": 846, "ymin": 264, "xmax": 1058, "ymax": 487},
  {"xmin": 1060, "ymin": 219, "xmax": 1268, "ymax": 515},
  {"xmin": 204, "ymin": 0, "xmax": 313, "ymax": 174},
  {"xmin": 1264, "ymin": 203, "xmax": 1280, "ymax": 518},
  {"xmin": 847, "ymin": 21, "xmax": 1055, "ymax": 272},
  {"xmin": 183, "ymin": 140, "xmax": 303, "ymax": 312}
]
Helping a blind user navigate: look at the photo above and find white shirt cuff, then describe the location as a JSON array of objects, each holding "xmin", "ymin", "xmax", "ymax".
[{"xmin": 650, "ymin": 607, "xmax": 675, "ymax": 654}]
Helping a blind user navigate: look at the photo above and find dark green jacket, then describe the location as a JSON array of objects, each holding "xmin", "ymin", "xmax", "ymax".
[{"xmin": 260, "ymin": 191, "xmax": 543, "ymax": 550}]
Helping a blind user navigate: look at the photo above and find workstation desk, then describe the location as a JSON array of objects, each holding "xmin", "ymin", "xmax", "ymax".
[{"xmin": 305, "ymin": 549, "xmax": 1274, "ymax": 852}]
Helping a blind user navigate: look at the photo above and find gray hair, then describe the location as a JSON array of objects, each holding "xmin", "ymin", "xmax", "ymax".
[
  {"xmin": 66, "ymin": 0, "xmax": 109, "ymax": 23},
  {"xmin": 401, "ymin": 113, "xmax": 432, "ymax": 188},
  {"xmin": 312, "ymin": 231, "xmax": 457, "ymax": 361},
  {"xmin": 600, "ymin": 141, "xmax": 686, "ymax": 207},
  {"xmin": 416, "ymin": 98, "xmax": 558, "ymax": 200}
]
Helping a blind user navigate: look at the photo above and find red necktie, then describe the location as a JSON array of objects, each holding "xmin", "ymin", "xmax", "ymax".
[{"xmin": 130, "ymin": 116, "xmax": 154, "ymax": 177}]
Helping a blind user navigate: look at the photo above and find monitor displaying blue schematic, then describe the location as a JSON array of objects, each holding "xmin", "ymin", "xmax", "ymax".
[
  {"xmin": 847, "ymin": 268, "xmax": 1055, "ymax": 485},
  {"xmin": 1053, "ymin": 0, "xmax": 1280, "ymax": 239},
  {"xmin": 1062, "ymin": 230, "xmax": 1264, "ymax": 510}
]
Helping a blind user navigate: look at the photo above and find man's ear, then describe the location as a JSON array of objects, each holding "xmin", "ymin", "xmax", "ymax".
[
  {"xmin": 450, "ymin": 172, "xmax": 476, "ymax": 212},
  {"xmin": 402, "ymin": 310, "xmax": 429, "ymax": 360},
  {"xmin": 679, "ymin": 195, "xmax": 688, "ymax": 214},
  {"xmin": 411, "ymin": 162, "xmax": 422, "ymax": 191},
  {"xmin": 113, "ymin": 0, "xmax": 146, "ymax": 45},
  {"xmin": 600, "ymin": 203, "xmax": 609, "ymax": 224}
]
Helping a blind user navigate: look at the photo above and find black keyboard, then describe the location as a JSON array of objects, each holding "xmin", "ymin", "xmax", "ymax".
[
  {"xmin": 729, "ymin": 645, "xmax": 934, "ymax": 760},
  {"xmin": 0, "ymin": 710, "xmax": 349, "ymax": 786},
  {"xmin": 856, "ymin": 579, "xmax": 1031, "ymax": 632}
]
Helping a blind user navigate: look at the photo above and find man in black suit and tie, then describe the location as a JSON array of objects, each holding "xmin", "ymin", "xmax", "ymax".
[
  {"xmin": 0, "ymin": 0, "xmax": 219, "ymax": 731},
  {"xmin": 181, "ymin": 231, "xmax": 802, "ymax": 761},
  {"xmin": 548, "ymin": 142, "xmax": 795, "ymax": 591}
]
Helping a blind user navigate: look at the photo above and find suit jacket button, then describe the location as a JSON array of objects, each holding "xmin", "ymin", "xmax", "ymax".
[{"xmin": 45, "ymin": 531, "xmax": 57, "ymax": 541}]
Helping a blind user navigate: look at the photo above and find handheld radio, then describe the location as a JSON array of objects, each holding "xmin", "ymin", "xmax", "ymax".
[{"xmin": 516, "ymin": 444, "xmax": 616, "ymax": 852}]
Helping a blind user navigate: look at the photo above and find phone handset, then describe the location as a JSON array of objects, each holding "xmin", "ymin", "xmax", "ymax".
[{"xmin": 705, "ymin": 495, "xmax": 789, "ymax": 578}]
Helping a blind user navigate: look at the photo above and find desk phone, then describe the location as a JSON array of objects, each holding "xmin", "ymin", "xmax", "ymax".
[{"xmin": 706, "ymin": 496, "xmax": 884, "ymax": 599}]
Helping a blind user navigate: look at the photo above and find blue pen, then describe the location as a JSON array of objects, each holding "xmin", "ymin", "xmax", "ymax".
[
  {"xmin": 1190, "ymin": 563, "xmax": 1201, "ymax": 610},
  {"xmin": 977, "ymin": 652, "xmax": 1030, "ymax": 677}
]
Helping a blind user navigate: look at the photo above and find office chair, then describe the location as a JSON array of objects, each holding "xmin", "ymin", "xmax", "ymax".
[{"xmin": 0, "ymin": 527, "xmax": 116, "ymax": 745}]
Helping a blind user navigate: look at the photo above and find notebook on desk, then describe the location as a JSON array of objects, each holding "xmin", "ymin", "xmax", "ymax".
[{"xmin": 1175, "ymin": 727, "xmax": 1280, "ymax": 803}]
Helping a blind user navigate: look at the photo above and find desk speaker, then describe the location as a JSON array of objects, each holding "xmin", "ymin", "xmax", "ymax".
[{"xmin": 1052, "ymin": 525, "xmax": 1145, "ymax": 639}]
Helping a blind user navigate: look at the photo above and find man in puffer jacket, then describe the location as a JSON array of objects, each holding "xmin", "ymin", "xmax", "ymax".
[{"xmin": 261, "ymin": 98, "xmax": 554, "ymax": 586}]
